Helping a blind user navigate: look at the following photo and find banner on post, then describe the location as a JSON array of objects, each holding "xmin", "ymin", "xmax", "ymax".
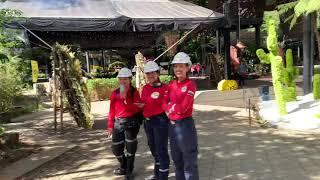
[{"xmin": 31, "ymin": 60, "xmax": 39, "ymax": 83}]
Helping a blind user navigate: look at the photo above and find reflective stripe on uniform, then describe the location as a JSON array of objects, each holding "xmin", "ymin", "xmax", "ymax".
[
  {"xmin": 159, "ymin": 169, "xmax": 169, "ymax": 172},
  {"xmin": 125, "ymin": 138, "xmax": 137, "ymax": 143},
  {"xmin": 155, "ymin": 162, "xmax": 160, "ymax": 165},
  {"xmin": 115, "ymin": 154, "xmax": 124, "ymax": 158},
  {"xmin": 127, "ymin": 152, "xmax": 134, "ymax": 156},
  {"xmin": 112, "ymin": 140, "xmax": 125, "ymax": 145}
]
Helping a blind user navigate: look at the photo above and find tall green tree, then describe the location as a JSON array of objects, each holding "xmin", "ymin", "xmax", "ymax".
[{"xmin": 0, "ymin": 9, "xmax": 22, "ymax": 55}]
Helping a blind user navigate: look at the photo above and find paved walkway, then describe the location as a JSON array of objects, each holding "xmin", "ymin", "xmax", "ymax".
[{"xmin": 4, "ymin": 84, "xmax": 320, "ymax": 180}]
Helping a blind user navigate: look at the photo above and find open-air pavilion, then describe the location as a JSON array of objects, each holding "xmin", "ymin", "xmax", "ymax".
[{"xmin": 2, "ymin": 0, "xmax": 229, "ymax": 77}]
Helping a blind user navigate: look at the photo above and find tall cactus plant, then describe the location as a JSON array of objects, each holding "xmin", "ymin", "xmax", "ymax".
[
  {"xmin": 256, "ymin": 20, "xmax": 288, "ymax": 116},
  {"xmin": 283, "ymin": 49, "xmax": 299, "ymax": 101}
]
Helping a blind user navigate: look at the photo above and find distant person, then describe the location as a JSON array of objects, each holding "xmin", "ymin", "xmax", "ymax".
[
  {"xmin": 195, "ymin": 63, "xmax": 201, "ymax": 76},
  {"xmin": 230, "ymin": 41, "xmax": 246, "ymax": 75},
  {"xmin": 201, "ymin": 64, "xmax": 206, "ymax": 76},
  {"xmin": 237, "ymin": 62, "xmax": 247, "ymax": 87},
  {"xmin": 191, "ymin": 64, "xmax": 196, "ymax": 76}
]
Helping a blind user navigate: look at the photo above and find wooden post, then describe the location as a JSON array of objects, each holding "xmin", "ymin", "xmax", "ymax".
[
  {"xmin": 59, "ymin": 65, "xmax": 64, "ymax": 132},
  {"xmin": 85, "ymin": 51, "xmax": 90, "ymax": 73},
  {"xmin": 52, "ymin": 51, "xmax": 57, "ymax": 132},
  {"xmin": 223, "ymin": 29, "xmax": 231, "ymax": 80},
  {"xmin": 248, "ymin": 98, "xmax": 251, "ymax": 126},
  {"xmin": 57, "ymin": 50, "xmax": 64, "ymax": 132}
]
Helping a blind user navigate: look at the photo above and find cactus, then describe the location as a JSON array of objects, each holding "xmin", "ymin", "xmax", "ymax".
[
  {"xmin": 314, "ymin": 74, "xmax": 320, "ymax": 100},
  {"xmin": 283, "ymin": 49, "xmax": 299, "ymax": 101},
  {"xmin": 256, "ymin": 20, "xmax": 288, "ymax": 116}
]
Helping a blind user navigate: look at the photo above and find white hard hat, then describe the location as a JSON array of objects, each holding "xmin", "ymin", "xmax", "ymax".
[
  {"xmin": 144, "ymin": 61, "xmax": 160, "ymax": 73},
  {"xmin": 171, "ymin": 52, "xmax": 192, "ymax": 66},
  {"xmin": 117, "ymin": 67, "xmax": 132, "ymax": 78}
]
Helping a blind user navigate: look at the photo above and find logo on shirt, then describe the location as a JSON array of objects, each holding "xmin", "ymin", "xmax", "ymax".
[
  {"xmin": 181, "ymin": 86, "xmax": 187, "ymax": 92},
  {"xmin": 151, "ymin": 92, "xmax": 160, "ymax": 99},
  {"xmin": 187, "ymin": 90, "xmax": 195, "ymax": 96}
]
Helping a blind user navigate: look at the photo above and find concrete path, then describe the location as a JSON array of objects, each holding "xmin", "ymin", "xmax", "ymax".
[{"xmin": 14, "ymin": 100, "xmax": 320, "ymax": 180}]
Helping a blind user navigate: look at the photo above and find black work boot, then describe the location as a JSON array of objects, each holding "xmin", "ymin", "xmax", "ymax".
[
  {"xmin": 125, "ymin": 155, "xmax": 135, "ymax": 180},
  {"xmin": 114, "ymin": 154, "xmax": 127, "ymax": 176},
  {"xmin": 113, "ymin": 167, "xmax": 126, "ymax": 176},
  {"xmin": 124, "ymin": 173, "xmax": 134, "ymax": 180},
  {"xmin": 145, "ymin": 174, "xmax": 156, "ymax": 180}
]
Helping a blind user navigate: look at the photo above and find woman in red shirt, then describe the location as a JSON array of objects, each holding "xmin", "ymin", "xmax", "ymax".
[
  {"xmin": 164, "ymin": 52, "xmax": 199, "ymax": 180},
  {"xmin": 107, "ymin": 68, "xmax": 142, "ymax": 180},
  {"xmin": 140, "ymin": 61, "xmax": 170, "ymax": 180}
]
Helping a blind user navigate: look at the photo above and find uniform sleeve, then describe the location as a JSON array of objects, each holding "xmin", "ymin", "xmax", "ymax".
[
  {"xmin": 140, "ymin": 86, "xmax": 147, "ymax": 104},
  {"xmin": 125, "ymin": 90, "xmax": 142, "ymax": 114},
  {"xmin": 172, "ymin": 81, "xmax": 197, "ymax": 115},
  {"xmin": 162, "ymin": 83, "xmax": 171, "ymax": 112},
  {"xmin": 107, "ymin": 91, "xmax": 116, "ymax": 129}
]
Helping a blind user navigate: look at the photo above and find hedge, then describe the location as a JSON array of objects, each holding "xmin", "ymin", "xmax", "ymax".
[{"xmin": 86, "ymin": 75, "xmax": 173, "ymax": 101}]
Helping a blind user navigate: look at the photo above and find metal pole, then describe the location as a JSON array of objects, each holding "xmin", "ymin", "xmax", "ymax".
[
  {"xmin": 303, "ymin": 15, "xmax": 312, "ymax": 94},
  {"xmin": 224, "ymin": 29, "xmax": 231, "ymax": 79},
  {"xmin": 310, "ymin": 13, "xmax": 315, "ymax": 79},
  {"xmin": 237, "ymin": 0, "xmax": 241, "ymax": 42},
  {"xmin": 216, "ymin": 30, "xmax": 221, "ymax": 54}
]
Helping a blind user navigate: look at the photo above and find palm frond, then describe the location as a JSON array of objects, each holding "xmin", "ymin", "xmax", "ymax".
[
  {"xmin": 277, "ymin": 1, "xmax": 298, "ymax": 16},
  {"xmin": 294, "ymin": 0, "xmax": 309, "ymax": 17},
  {"xmin": 289, "ymin": 15, "xmax": 298, "ymax": 30},
  {"xmin": 284, "ymin": 14, "xmax": 295, "ymax": 23},
  {"xmin": 306, "ymin": 0, "xmax": 320, "ymax": 14}
]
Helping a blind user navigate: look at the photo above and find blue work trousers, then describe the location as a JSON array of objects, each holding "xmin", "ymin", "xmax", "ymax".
[
  {"xmin": 144, "ymin": 113, "xmax": 170, "ymax": 180},
  {"xmin": 169, "ymin": 117, "xmax": 199, "ymax": 180}
]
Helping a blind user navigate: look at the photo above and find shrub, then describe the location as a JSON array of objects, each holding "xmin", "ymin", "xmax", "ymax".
[
  {"xmin": 217, "ymin": 79, "xmax": 238, "ymax": 91},
  {"xmin": 0, "ymin": 59, "xmax": 23, "ymax": 113},
  {"xmin": 86, "ymin": 78, "xmax": 119, "ymax": 101},
  {"xmin": 314, "ymin": 74, "xmax": 320, "ymax": 100},
  {"xmin": 160, "ymin": 75, "xmax": 174, "ymax": 84},
  {"xmin": 87, "ymin": 75, "xmax": 173, "ymax": 101}
]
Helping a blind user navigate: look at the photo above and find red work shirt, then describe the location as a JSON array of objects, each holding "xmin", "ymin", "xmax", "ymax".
[
  {"xmin": 164, "ymin": 78, "xmax": 197, "ymax": 121},
  {"xmin": 141, "ymin": 83, "xmax": 168, "ymax": 118},
  {"xmin": 108, "ymin": 88, "xmax": 141, "ymax": 129}
]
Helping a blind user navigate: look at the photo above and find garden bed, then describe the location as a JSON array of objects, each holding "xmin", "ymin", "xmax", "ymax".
[{"xmin": 258, "ymin": 94, "xmax": 320, "ymax": 130}]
